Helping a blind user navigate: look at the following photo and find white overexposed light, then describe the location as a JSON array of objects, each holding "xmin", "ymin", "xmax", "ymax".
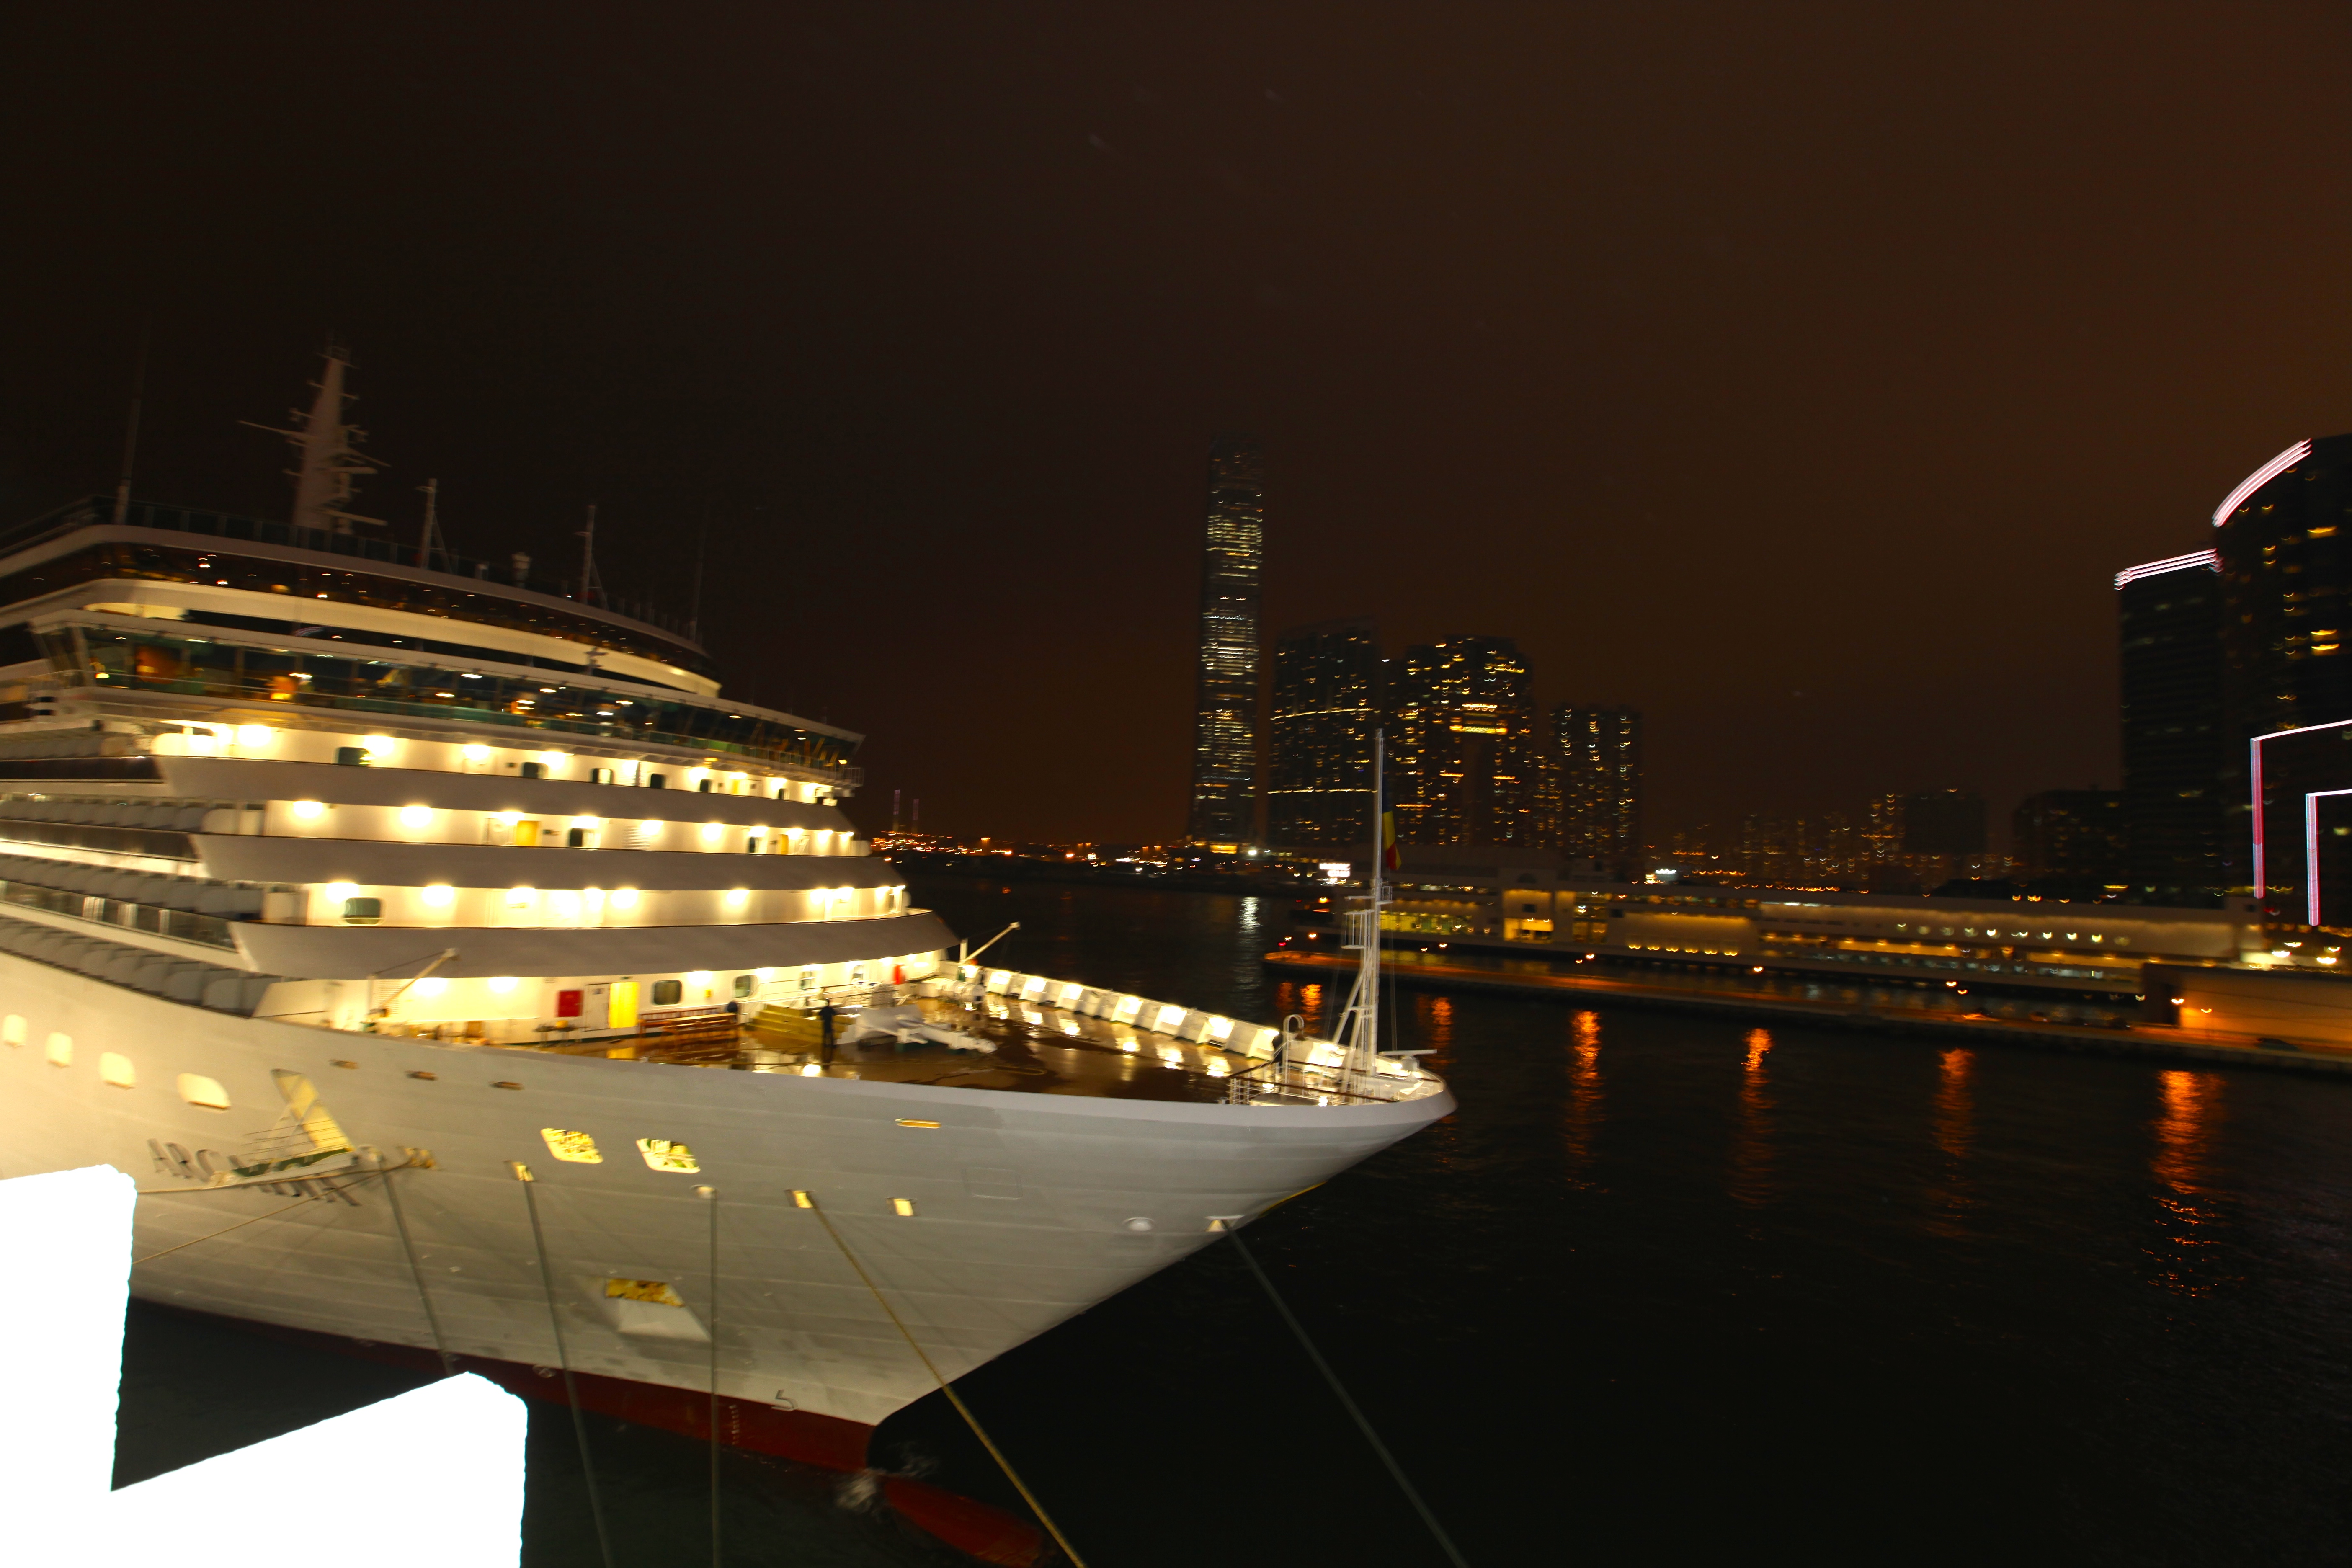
[{"xmin": 2, "ymin": 1166, "xmax": 529, "ymax": 1563}]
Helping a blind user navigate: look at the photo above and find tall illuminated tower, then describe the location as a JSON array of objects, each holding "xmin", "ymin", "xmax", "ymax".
[
  {"xmin": 1185, "ymin": 434, "xmax": 1264, "ymax": 847},
  {"xmin": 1268, "ymin": 617, "xmax": 1380, "ymax": 848}
]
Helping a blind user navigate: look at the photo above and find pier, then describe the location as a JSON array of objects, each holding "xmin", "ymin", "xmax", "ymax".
[{"xmin": 1264, "ymin": 948, "xmax": 2352, "ymax": 1078}]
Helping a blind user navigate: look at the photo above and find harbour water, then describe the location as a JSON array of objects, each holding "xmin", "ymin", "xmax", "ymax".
[{"xmin": 116, "ymin": 879, "xmax": 2352, "ymax": 1564}]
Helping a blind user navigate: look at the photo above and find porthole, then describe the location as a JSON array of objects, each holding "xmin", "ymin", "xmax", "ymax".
[
  {"xmin": 651, "ymin": 979, "xmax": 683, "ymax": 1006},
  {"xmin": 45, "ymin": 1032, "xmax": 72, "ymax": 1067},
  {"xmin": 99, "ymin": 1053, "xmax": 136, "ymax": 1089},
  {"xmin": 1, "ymin": 1014, "xmax": 22, "ymax": 1047}
]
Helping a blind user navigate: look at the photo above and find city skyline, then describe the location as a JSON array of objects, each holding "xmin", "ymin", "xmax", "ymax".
[{"xmin": 4, "ymin": 6, "xmax": 2347, "ymax": 847}]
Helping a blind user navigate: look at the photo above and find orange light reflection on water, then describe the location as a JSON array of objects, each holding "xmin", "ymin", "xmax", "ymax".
[
  {"xmin": 1729, "ymin": 1027, "xmax": 1773, "ymax": 1207},
  {"xmin": 1415, "ymin": 994, "xmax": 1456, "ymax": 1063},
  {"xmin": 1924, "ymin": 1047, "xmax": 1974, "ymax": 1235},
  {"xmin": 1270, "ymin": 980, "xmax": 1326, "ymax": 1035},
  {"xmin": 1564, "ymin": 1010, "xmax": 1603, "ymax": 1180},
  {"xmin": 2148, "ymin": 1069, "xmax": 2228, "ymax": 1296}
]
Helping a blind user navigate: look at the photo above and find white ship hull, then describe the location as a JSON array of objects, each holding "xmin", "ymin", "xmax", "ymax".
[{"xmin": 0, "ymin": 951, "xmax": 1449, "ymax": 1431}]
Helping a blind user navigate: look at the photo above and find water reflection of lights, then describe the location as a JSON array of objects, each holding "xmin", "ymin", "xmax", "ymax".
[
  {"xmin": 1925, "ymin": 1047, "xmax": 1974, "ymax": 1235},
  {"xmin": 1730, "ymin": 1028, "xmax": 1774, "ymax": 1208},
  {"xmin": 1415, "ymin": 994, "xmax": 1455, "ymax": 1059},
  {"xmin": 2149, "ymin": 1069, "xmax": 2228, "ymax": 1296},
  {"xmin": 1564, "ymin": 1011, "xmax": 1604, "ymax": 1179}
]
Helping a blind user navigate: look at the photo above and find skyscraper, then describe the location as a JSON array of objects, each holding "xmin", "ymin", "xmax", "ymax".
[
  {"xmin": 2115, "ymin": 550, "xmax": 2226, "ymax": 903},
  {"xmin": 1185, "ymin": 434, "xmax": 1264, "ymax": 847},
  {"xmin": 1550, "ymin": 705, "xmax": 1642, "ymax": 870},
  {"xmin": 2213, "ymin": 433, "xmax": 2352, "ymax": 917},
  {"xmin": 1267, "ymin": 617, "xmax": 1381, "ymax": 849},
  {"xmin": 1387, "ymin": 636, "xmax": 1538, "ymax": 846}
]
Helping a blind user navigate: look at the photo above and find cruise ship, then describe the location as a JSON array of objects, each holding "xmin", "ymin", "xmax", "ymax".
[{"xmin": 0, "ymin": 354, "xmax": 1450, "ymax": 1550}]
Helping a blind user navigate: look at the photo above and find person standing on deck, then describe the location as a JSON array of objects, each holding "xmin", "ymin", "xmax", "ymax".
[{"xmin": 818, "ymin": 999, "xmax": 838, "ymax": 1065}]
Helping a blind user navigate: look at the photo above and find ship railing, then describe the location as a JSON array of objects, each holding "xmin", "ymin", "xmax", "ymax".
[
  {"xmin": 1218, "ymin": 1052, "xmax": 1421, "ymax": 1106},
  {"xmin": 1, "ymin": 495, "xmax": 701, "ymax": 643},
  {"xmin": 935, "ymin": 969, "xmax": 1438, "ymax": 1106}
]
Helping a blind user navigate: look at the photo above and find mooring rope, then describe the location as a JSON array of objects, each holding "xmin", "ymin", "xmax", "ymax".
[
  {"xmin": 1227, "ymin": 1225, "xmax": 1470, "ymax": 1568},
  {"xmin": 370, "ymin": 1148, "xmax": 458, "ymax": 1375},
  {"xmin": 130, "ymin": 1192, "xmax": 327, "ymax": 1264},
  {"xmin": 515, "ymin": 1162, "xmax": 616, "ymax": 1568},
  {"xmin": 802, "ymin": 1193, "xmax": 1090, "ymax": 1568}
]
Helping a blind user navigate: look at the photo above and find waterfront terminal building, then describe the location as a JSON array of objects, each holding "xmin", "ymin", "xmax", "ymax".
[{"xmin": 1350, "ymin": 847, "xmax": 2289, "ymax": 999}]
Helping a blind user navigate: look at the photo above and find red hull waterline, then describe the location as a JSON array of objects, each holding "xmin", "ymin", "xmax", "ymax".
[{"xmin": 151, "ymin": 1304, "xmax": 1047, "ymax": 1568}]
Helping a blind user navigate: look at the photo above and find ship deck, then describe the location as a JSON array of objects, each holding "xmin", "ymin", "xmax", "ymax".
[{"xmin": 516, "ymin": 991, "xmax": 1416, "ymax": 1106}]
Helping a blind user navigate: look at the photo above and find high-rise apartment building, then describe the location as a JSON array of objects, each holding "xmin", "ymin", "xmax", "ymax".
[
  {"xmin": 2213, "ymin": 433, "xmax": 2352, "ymax": 919},
  {"xmin": 2115, "ymin": 550, "xmax": 2227, "ymax": 904},
  {"xmin": 1387, "ymin": 637, "xmax": 1538, "ymax": 846},
  {"xmin": 2012, "ymin": 790, "xmax": 2127, "ymax": 885},
  {"xmin": 1266, "ymin": 617, "xmax": 1381, "ymax": 849},
  {"xmin": 1550, "ymin": 705, "xmax": 1641, "ymax": 870},
  {"xmin": 1184, "ymin": 434, "xmax": 1264, "ymax": 847}
]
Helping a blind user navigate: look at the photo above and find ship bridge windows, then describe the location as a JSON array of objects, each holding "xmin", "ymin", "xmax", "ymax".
[{"xmin": 48, "ymin": 624, "xmax": 855, "ymax": 779}]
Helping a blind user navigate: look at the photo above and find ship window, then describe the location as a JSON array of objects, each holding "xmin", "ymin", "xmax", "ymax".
[
  {"xmin": 698, "ymin": 778, "xmax": 714, "ymax": 792},
  {"xmin": 177, "ymin": 1073, "xmax": 230, "ymax": 1109},
  {"xmin": 732, "ymin": 974, "xmax": 754, "ymax": 998},
  {"xmin": 45, "ymin": 1032, "xmax": 71, "ymax": 1067},
  {"xmin": 334, "ymin": 746, "xmax": 369, "ymax": 767},
  {"xmin": 590, "ymin": 767, "xmax": 614, "ymax": 785},
  {"xmin": 651, "ymin": 979, "xmax": 683, "ymax": 1006},
  {"xmin": 541, "ymin": 1127, "xmax": 601, "ymax": 1163},
  {"xmin": 891, "ymin": 1197, "xmax": 917, "ymax": 1217},
  {"xmin": 567, "ymin": 828, "xmax": 588, "ymax": 848},
  {"xmin": 341, "ymin": 897, "xmax": 382, "ymax": 923},
  {"xmin": 99, "ymin": 1052, "xmax": 136, "ymax": 1089},
  {"xmin": 645, "ymin": 774, "xmax": 668, "ymax": 789},
  {"xmin": 1, "ymin": 1014, "xmax": 21, "ymax": 1047},
  {"xmin": 520, "ymin": 762, "xmax": 544, "ymax": 779},
  {"xmin": 636, "ymin": 1137, "xmax": 700, "ymax": 1173}
]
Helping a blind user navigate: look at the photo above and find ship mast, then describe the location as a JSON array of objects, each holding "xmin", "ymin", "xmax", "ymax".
[
  {"xmin": 1335, "ymin": 730, "xmax": 1386, "ymax": 1091},
  {"xmin": 246, "ymin": 344, "xmax": 384, "ymax": 535},
  {"xmin": 577, "ymin": 503, "xmax": 603, "ymax": 604}
]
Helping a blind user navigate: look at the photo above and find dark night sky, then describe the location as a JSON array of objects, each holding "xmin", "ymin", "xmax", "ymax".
[{"xmin": 5, "ymin": 3, "xmax": 2348, "ymax": 846}]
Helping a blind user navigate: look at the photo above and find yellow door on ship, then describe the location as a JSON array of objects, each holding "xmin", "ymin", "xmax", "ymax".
[{"xmin": 609, "ymin": 980, "xmax": 640, "ymax": 1029}]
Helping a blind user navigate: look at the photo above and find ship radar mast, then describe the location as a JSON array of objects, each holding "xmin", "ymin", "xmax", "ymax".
[{"xmin": 245, "ymin": 344, "xmax": 386, "ymax": 535}]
